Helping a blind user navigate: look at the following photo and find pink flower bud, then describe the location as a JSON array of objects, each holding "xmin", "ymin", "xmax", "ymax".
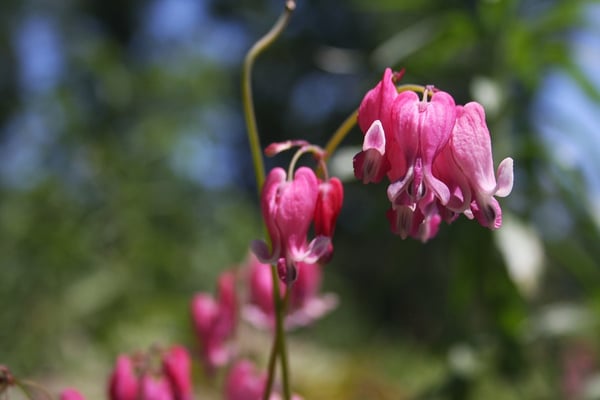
[
  {"xmin": 109, "ymin": 355, "xmax": 139, "ymax": 400},
  {"xmin": 162, "ymin": 346, "xmax": 193, "ymax": 400},
  {"xmin": 224, "ymin": 360, "xmax": 266, "ymax": 400}
]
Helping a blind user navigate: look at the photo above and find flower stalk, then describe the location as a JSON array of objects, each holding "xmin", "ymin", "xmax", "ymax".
[
  {"xmin": 242, "ymin": 0, "xmax": 296, "ymax": 194},
  {"xmin": 241, "ymin": 2, "xmax": 297, "ymax": 400}
]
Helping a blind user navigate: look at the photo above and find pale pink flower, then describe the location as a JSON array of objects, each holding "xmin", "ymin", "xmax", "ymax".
[
  {"xmin": 60, "ymin": 388, "xmax": 86, "ymax": 400},
  {"xmin": 443, "ymin": 102, "xmax": 514, "ymax": 228},
  {"xmin": 191, "ymin": 271, "xmax": 238, "ymax": 372},
  {"xmin": 252, "ymin": 167, "xmax": 330, "ymax": 283}
]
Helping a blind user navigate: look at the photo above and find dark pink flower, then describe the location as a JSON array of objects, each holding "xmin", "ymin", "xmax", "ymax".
[
  {"xmin": 191, "ymin": 271, "xmax": 238, "ymax": 372},
  {"xmin": 109, "ymin": 355, "xmax": 139, "ymax": 400},
  {"xmin": 162, "ymin": 346, "xmax": 193, "ymax": 400},
  {"xmin": 314, "ymin": 177, "xmax": 344, "ymax": 263},
  {"xmin": 252, "ymin": 167, "xmax": 330, "ymax": 283},
  {"xmin": 60, "ymin": 388, "xmax": 86, "ymax": 400}
]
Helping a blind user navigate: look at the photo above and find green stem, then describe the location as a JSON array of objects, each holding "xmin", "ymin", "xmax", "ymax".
[
  {"xmin": 322, "ymin": 83, "xmax": 427, "ymax": 161},
  {"xmin": 242, "ymin": 0, "xmax": 296, "ymax": 194},
  {"xmin": 323, "ymin": 109, "xmax": 358, "ymax": 161},
  {"xmin": 263, "ymin": 264, "xmax": 291, "ymax": 400},
  {"xmin": 278, "ymin": 283, "xmax": 292, "ymax": 400}
]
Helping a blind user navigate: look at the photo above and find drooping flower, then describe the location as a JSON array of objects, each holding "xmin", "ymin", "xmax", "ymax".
[
  {"xmin": 354, "ymin": 68, "xmax": 513, "ymax": 240},
  {"xmin": 252, "ymin": 167, "xmax": 330, "ymax": 283},
  {"xmin": 191, "ymin": 270, "xmax": 238, "ymax": 372},
  {"xmin": 242, "ymin": 254, "xmax": 337, "ymax": 330},
  {"xmin": 442, "ymin": 102, "xmax": 514, "ymax": 228}
]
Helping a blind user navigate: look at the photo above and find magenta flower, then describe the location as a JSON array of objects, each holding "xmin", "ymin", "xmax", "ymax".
[
  {"xmin": 191, "ymin": 270, "xmax": 238, "ymax": 372},
  {"xmin": 162, "ymin": 346, "xmax": 193, "ymax": 400},
  {"xmin": 354, "ymin": 68, "xmax": 513, "ymax": 240},
  {"xmin": 109, "ymin": 355, "xmax": 139, "ymax": 400},
  {"xmin": 243, "ymin": 255, "xmax": 337, "ymax": 330},
  {"xmin": 252, "ymin": 167, "xmax": 330, "ymax": 283},
  {"xmin": 109, "ymin": 347, "xmax": 194, "ymax": 400},
  {"xmin": 60, "ymin": 388, "xmax": 86, "ymax": 400}
]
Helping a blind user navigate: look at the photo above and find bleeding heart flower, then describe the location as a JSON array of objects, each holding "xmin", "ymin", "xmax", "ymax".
[{"xmin": 252, "ymin": 167, "xmax": 330, "ymax": 283}]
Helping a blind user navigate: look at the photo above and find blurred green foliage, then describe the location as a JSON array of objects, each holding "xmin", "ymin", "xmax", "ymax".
[{"xmin": 2, "ymin": 0, "xmax": 600, "ymax": 398}]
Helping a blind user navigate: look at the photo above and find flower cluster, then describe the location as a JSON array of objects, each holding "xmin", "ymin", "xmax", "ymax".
[
  {"xmin": 354, "ymin": 68, "xmax": 514, "ymax": 241},
  {"xmin": 108, "ymin": 346, "xmax": 193, "ymax": 400}
]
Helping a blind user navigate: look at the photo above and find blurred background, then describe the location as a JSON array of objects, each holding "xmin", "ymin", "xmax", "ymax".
[{"xmin": 1, "ymin": 0, "xmax": 600, "ymax": 398}]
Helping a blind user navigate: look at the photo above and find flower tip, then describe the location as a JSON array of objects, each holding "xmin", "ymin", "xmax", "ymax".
[{"xmin": 495, "ymin": 157, "xmax": 514, "ymax": 197}]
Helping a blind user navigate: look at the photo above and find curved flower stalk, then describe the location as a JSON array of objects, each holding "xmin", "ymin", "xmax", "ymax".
[
  {"xmin": 243, "ymin": 254, "xmax": 338, "ymax": 330},
  {"xmin": 353, "ymin": 68, "xmax": 514, "ymax": 241},
  {"xmin": 190, "ymin": 271, "xmax": 238, "ymax": 372}
]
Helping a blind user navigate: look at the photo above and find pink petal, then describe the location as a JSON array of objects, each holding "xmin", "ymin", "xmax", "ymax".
[
  {"xmin": 109, "ymin": 355, "xmax": 139, "ymax": 400},
  {"xmin": 162, "ymin": 346, "xmax": 193, "ymax": 400},
  {"xmin": 357, "ymin": 68, "xmax": 397, "ymax": 133},
  {"xmin": 495, "ymin": 157, "xmax": 514, "ymax": 197},
  {"xmin": 450, "ymin": 102, "xmax": 497, "ymax": 194}
]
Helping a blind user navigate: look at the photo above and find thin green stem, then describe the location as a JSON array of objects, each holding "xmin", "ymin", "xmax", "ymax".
[
  {"xmin": 323, "ymin": 109, "xmax": 358, "ymax": 161},
  {"xmin": 322, "ymin": 83, "xmax": 427, "ymax": 161},
  {"xmin": 278, "ymin": 285, "xmax": 292, "ymax": 400},
  {"xmin": 263, "ymin": 264, "xmax": 291, "ymax": 400},
  {"xmin": 242, "ymin": 0, "xmax": 296, "ymax": 194}
]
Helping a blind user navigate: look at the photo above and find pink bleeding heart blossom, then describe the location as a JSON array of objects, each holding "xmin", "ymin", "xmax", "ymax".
[
  {"xmin": 109, "ymin": 347, "xmax": 193, "ymax": 400},
  {"xmin": 224, "ymin": 359, "xmax": 303, "ymax": 400},
  {"xmin": 252, "ymin": 167, "xmax": 331, "ymax": 283},
  {"xmin": 243, "ymin": 254, "xmax": 337, "ymax": 331},
  {"xmin": 354, "ymin": 68, "xmax": 513, "ymax": 240},
  {"xmin": 60, "ymin": 389, "xmax": 86, "ymax": 400},
  {"xmin": 191, "ymin": 270, "xmax": 238, "ymax": 372}
]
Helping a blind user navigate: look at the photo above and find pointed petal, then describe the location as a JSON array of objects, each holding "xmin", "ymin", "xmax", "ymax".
[
  {"xmin": 363, "ymin": 120, "xmax": 386, "ymax": 153},
  {"xmin": 297, "ymin": 236, "xmax": 331, "ymax": 264},
  {"xmin": 357, "ymin": 68, "xmax": 397, "ymax": 132},
  {"xmin": 250, "ymin": 239, "xmax": 277, "ymax": 265},
  {"xmin": 495, "ymin": 157, "xmax": 514, "ymax": 197}
]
